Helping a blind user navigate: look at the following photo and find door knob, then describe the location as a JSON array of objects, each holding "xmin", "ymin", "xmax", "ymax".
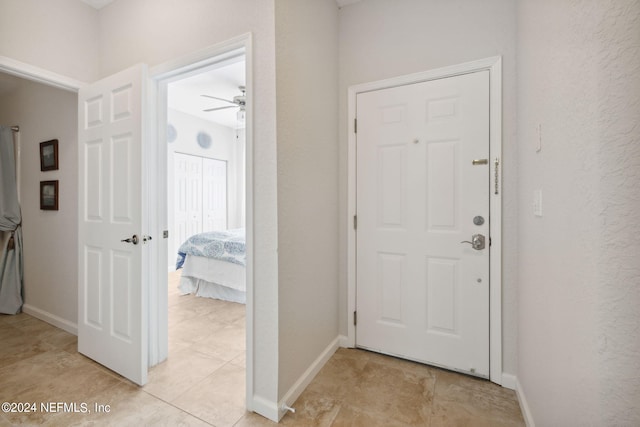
[
  {"xmin": 461, "ymin": 234, "xmax": 485, "ymax": 250},
  {"xmin": 121, "ymin": 235, "xmax": 139, "ymax": 245}
]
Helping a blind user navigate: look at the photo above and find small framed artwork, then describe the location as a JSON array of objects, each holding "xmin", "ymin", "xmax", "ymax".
[
  {"xmin": 40, "ymin": 139, "xmax": 58, "ymax": 171},
  {"xmin": 40, "ymin": 180, "xmax": 59, "ymax": 211}
]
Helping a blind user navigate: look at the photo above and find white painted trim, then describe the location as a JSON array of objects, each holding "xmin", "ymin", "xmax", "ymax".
[
  {"xmin": 489, "ymin": 57, "xmax": 503, "ymax": 386},
  {"xmin": 346, "ymin": 56, "xmax": 503, "ymax": 384},
  {"xmin": 338, "ymin": 334, "xmax": 349, "ymax": 348},
  {"xmin": 0, "ymin": 56, "xmax": 84, "ymax": 92},
  {"xmin": 146, "ymin": 70, "xmax": 165, "ymax": 369},
  {"xmin": 278, "ymin": 336, "xmax": 340, "ymax": 421},
  {"xmin": 501, "ymin": 373, "xmax": 517, "ymax": 390},
  {"xmin": 148, "ymin": 32, "xmax": 256, "ymax": 413},
  {"xmin": 149, "ymin": 34, "xmax": 248, "ymax": 79},
  {"xmin": 251, "ymin": 395, "xmax": 279, "ymax": 423},
  {"xmin": 516, "ymin": 377, "xmax": 536, "ymax": 427},
  {"xmin": 22, "ymin": 304, "xmax": 78, "ymax": 335}
]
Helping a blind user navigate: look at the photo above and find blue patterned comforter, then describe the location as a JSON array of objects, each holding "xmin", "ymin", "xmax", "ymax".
[{"xmin": 176, "ymin": 228, "xmax": 246, "ymax": 269}]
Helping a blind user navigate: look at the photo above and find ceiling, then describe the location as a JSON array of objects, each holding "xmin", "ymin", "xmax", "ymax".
[{"xmin": 168, "ymin": 58, "xmax": 246, "ymax": 129}]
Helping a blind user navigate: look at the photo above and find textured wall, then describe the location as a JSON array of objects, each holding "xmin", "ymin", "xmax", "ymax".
[
  {"xmin": 275, "ymin": 0, "xmax": 340, "ymax": 406},
  {"xmin": 517, "ymin": 0, "xmax": 640, "ymax": 425},
  {"xmin": 338, "ymin": 0, "xmax": 519, "ymax": 376}
]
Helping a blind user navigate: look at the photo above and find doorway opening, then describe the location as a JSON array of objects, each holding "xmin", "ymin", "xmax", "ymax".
[{"xmin": 147, "ymin": 50, "xmax": 249, "ymax": 421}]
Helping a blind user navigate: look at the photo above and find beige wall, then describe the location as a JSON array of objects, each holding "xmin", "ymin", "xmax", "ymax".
[
  {"xmin": 516, "ymin": 0, "xmax": 640, "ymax": 425},
  {"xmin": 337, "ymin": 0, "xmax": 519, "ymax": 377},
  {"xmin": 0, "ymin": 75, "xmax": 78, "ymax": 329},
  {"xmin": 275, "ymin": 0, "xmax": 340, "ymax": 407},
  {"xmin": 0, "ymin": 0, "xmax": 99, "ymax": 83}
]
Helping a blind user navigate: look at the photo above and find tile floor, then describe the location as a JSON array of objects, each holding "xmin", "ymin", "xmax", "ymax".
[{"xmin": 0, "ymin": 272, "xmax": 525, "ymax": 426}]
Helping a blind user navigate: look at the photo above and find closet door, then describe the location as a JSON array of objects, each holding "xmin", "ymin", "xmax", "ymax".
[
  {"xmin": 202, "ymin": 158, "xmax": 228, "ymax": 231},
  {"xmin": 174, "ymin": 153, "xmax": 202, "ymax": 250}
]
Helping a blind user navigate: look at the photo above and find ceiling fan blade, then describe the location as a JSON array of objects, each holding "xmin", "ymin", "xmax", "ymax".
[
  {"xmin": 201, "ymin": 94, "xmax": 236, "ymax": 104},
  {"xmin": 203, "ymin": 105, "xmax": 238, "ymax": 112}
]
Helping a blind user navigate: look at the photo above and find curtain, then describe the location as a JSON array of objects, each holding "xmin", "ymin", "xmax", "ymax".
[{"xmin": 0, "ymin": 126, "xmax": 23, "ymax": 314}]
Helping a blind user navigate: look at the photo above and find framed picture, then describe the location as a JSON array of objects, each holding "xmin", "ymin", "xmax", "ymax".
[
  {"xmin": 40, "ymin": 180, "xmax": 59, "ymax": 210},
  {"xmin": 40, "ymin": 139, "xmax": 58, "ymax": 171}
]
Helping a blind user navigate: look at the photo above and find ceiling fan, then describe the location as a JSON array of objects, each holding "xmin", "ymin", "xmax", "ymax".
[{"xmin": 201, "ymin": 86, "xmax": 246, "ymax": 112}]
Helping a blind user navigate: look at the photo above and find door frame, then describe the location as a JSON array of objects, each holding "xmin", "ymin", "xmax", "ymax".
[
  {"xmin": 0, "ymin": 34, "xmax": 255, "ymax": 403},
  {"xmin": 147, "ymin": 33, "xmax": 254, "ymax": 407},
  {"xmin": 346, "ymin": 56, "xmax": 503, "ymax": 385}
]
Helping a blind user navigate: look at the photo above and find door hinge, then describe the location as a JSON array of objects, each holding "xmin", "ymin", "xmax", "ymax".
[
  {"xmin": 354, "ymin": 118, "xmax": 357, "ymax": 133},
  {"xmin": 353, "ymin": 215, "xmax": 357, "ymax": 230},
  {"xmin": 494, "ymin": 157, "xmax": 500, "ymax": 195},
  {"xmin": 353, "ymin": 310, "xmax": 357, "ymax": 326}
]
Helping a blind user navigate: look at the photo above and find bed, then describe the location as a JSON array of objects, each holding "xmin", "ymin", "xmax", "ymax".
[{"xmin": 175, "ymin": 228, "xmax": 246, "ymax": 303}]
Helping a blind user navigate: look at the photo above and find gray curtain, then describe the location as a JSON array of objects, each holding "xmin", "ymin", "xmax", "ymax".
[{"xmin": 0, "ymin": 126, "xmax": 23, "ymax": 314}]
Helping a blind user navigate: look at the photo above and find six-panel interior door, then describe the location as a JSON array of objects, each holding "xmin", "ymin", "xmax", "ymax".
[
  {"xmin": 78, "ymin": 64, "xmax": 148, "ymax": 386},
  {"xmin": 202, "ymin": 157, "xmax": 228, "ymax": 231},
  {"xmin": 174, "ymin": 152, "xmax": 204, "ymax": 254},
  {"xmin": 355, "ymin": 71, "xmax": 490, "ymax": 377}
]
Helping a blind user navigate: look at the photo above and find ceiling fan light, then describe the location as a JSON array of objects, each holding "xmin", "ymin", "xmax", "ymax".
[{"xmin": 237, "ymin": 109, "xmax": 246, "ymax": 123}]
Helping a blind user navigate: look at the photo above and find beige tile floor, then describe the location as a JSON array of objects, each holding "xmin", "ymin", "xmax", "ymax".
[{"xmin": 0, "ymin": 272, "xmax": 525, "ymax": 426}]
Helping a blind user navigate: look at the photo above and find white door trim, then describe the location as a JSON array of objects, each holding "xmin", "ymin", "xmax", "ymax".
[
  {"xmin": 147, "ymin": 33, "xmax": 255, "ymax": 409},
  {"xmin": 0, "ymin": 55, "xmax": 84, "ymax": 92},
  {"xmin": 347, "ymin": 56, "xmax": 503, "ymax": 385}
]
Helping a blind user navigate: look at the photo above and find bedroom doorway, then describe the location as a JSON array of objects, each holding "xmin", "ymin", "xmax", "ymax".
[{"xmin": 146, "ymin": 45, "xmax": 250, "ymax": 422}]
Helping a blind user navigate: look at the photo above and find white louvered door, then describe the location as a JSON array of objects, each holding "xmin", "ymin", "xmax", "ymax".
[{"xmin": 356, "ymin": 71, "xmax": 490, "ymax": 377}]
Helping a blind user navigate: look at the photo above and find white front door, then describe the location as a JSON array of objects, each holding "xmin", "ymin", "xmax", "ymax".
[
  {"xmin": 78, "ymin": 64, "xmax": 149, "ymax": 385},
  {"xmin": 356, "ymin": 70, "xmax": 490, "ymax": 377}
]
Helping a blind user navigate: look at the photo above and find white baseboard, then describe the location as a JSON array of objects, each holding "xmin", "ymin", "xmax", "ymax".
[
  {"xmin": 251, "ymin": 394, "xmax": 279, "ymax": 423},
  {"xmin": 501, "ymin": 372, "xmax": 517, "ymax": 390},
  {"xmin": 338, "ymin": 334, "xmax": 350, "ymax": 348},
  {"xmin": 515, "ymin": 377, "xmax": 536, "ymax": 427},
  {"xmin": 22, "ymin": 304, "xmax": 77, "ymax": 335},
  {"xmin": 277, "ymin": 336, "xmax": 340, "ymax": 421}
]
